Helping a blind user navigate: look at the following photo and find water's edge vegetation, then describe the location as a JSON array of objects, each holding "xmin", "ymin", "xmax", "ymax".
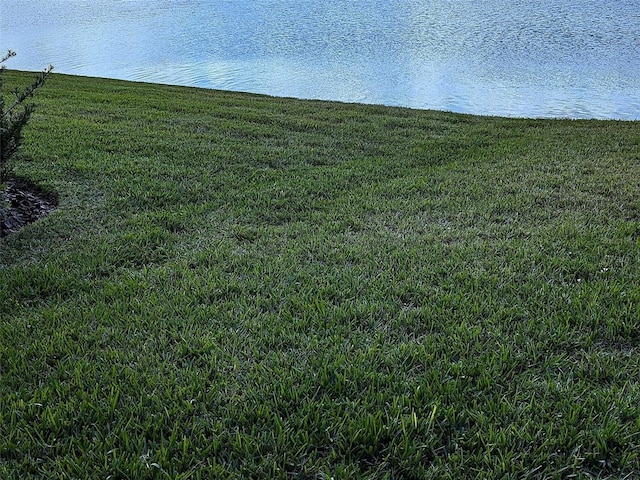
[{"xmin": 1, "ymin": 71, "xmax": 639, "ymax": 479}]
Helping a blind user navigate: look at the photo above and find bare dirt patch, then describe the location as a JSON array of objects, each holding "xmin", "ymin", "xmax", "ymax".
[{"xmin": 1, "ymin": 177, "xmax": 58, "ymax": 238}]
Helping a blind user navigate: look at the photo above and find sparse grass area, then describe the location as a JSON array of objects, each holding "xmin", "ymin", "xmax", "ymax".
[{"xmin": 1, "ymin": 71, "xmax": 639, "ymax": 479}]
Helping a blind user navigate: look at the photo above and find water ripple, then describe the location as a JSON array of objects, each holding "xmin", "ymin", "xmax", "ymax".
[{"xmin": 2, "ymin": 0, "xmax": 639, "ymax": 119}]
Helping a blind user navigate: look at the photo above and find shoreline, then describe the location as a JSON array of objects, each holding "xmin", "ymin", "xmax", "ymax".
[{"xmin": 9, "ymin": 68, "xmax": 640, "ymax": 122}]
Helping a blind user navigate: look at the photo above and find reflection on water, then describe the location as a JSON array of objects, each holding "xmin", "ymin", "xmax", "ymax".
[{"xmin": 3, "ymin": 0, "xmax": 640, "ymax": 119}]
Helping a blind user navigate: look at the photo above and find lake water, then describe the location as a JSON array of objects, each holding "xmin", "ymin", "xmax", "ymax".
[{"xmin": 3, "ymin": 0, "xmax": 640, "ymax": 119}]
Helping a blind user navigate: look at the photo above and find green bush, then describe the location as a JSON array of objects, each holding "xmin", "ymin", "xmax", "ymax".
[{"xmin": 0, "ymin": 50, "xmax": 53, "ymax": 181}]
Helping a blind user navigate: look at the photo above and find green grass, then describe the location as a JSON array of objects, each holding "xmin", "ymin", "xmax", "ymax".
[{"xmin": 1, "ymin": 70, "xmax": 639, "ymax": 479}]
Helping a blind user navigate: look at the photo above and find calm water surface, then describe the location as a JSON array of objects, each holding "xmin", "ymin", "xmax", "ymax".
[{"xmin": 3, "ymin": 0, "xmax": 640, "ymax": 119}]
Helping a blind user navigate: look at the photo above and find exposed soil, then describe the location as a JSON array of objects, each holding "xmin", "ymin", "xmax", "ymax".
[{"xmin": 1, "ymin": 176, "xmax": 58, "ymax": 238}]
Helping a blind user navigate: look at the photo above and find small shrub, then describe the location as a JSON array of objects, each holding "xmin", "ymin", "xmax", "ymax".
[{"xmin": 0, "ymin": 50, "xmax": 53, "ymax": 181}]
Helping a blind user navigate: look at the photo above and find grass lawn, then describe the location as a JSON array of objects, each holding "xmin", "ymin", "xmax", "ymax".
[{"xmin": 1, "ymin": 71, "xmax": 639, "ymax": 479}]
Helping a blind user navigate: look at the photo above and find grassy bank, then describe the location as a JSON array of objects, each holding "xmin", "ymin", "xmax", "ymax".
[{"xmin": 1, "ymin": 71, "xmax": 639, "ymax": 479}]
